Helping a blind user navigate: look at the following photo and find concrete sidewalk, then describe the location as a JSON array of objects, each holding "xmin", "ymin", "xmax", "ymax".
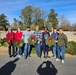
[{"xmin": 0, "ymin": 55, "xmax": 76, "ymax": 75}]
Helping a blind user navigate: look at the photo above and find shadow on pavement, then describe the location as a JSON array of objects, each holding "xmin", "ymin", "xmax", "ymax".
[
  {"xmin": 37, "ymin": 60, "xmax": 58, "ymax": 75},
  {"xmin": 0, "ymin": 58, "xmax": 19, "ymax": 75}
]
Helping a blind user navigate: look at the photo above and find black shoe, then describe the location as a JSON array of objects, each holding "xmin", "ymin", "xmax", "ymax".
[
  {"xmin": 13, "ymin": 55, "xmax": 15, "ymax": 57},
  {"xmin": 52, "ymin": 55, "xmax": 54, "ymax": 57},
  {"xmin": 44, "ymin": 56, "xmax": 47, "ymax": 58},
  {"xmin": 47, "ymin": 56, "xmax": 51, "ymax": 58},
  {"xmin": 24, "ymin": 57, "xmax": 27, "ymax": 59},
  {"xmin": 9, "ymin": 55, "xmax": 12, "ymax": 58},
  {"xmin": 28, "ymin": 55, "xmax": 31, "ymax": 57}
]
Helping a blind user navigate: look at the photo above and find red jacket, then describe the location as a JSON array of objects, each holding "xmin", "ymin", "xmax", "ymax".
[
  {"xmin": 6, "ymin": 31, "xmax": 15, "ymax": 44},
  {"xmin": 15, "ymin": 31, "xmax": 22, "ymax": 44}
]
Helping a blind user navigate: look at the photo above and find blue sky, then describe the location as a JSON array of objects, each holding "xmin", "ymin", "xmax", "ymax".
[{"xmin": 0, "ymin": 0, "xmax": 76, "ymax": 24}]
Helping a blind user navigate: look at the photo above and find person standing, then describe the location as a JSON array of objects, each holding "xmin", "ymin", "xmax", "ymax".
[
  {"xmin": 15, "ymin": 27, "xmax": 23, "ymax": 58},
  {"xmin": 42, "ymin": 27, "xmax": 50, "ymax": 58},
  {"xmin": 56, "ymin": 28, "xmax": 67, "ymax": 64},
  {"xmin": 6, "ymin": 28, "xmax": 15, "ymax": 57},
  {"xmin": 51, "ymin": 28, "xmax": 58, "ymax": 58},
  {"xmin": 33, "ymin": 26, "xmax": 42, "ymax": 60},
  {"xmin": 23, "ymin": 26, "xmax": 32, "ymax": 59}
]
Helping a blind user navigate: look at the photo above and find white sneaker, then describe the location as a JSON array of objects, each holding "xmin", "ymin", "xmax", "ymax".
[
  {"xmin": 18, "ymin": 55, "xmax": 21, "ymax": 58},
  {"xmin": 62, "ymin": 60, "xmax": 64, "ymax": 64},
  {"xmin": 56, "ymin": 58, "xmax": 60, "ymax": 61}
]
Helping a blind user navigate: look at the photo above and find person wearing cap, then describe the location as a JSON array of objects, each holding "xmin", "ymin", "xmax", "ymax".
[
  {"xmin": 42, "ymin": 27, "xmax": 50, "ymax": 58},
  {"xmin": 51, "ymin": 28, "xmax": 58, "ymax": 58},
  {"xmin": 6, "ymin": 28, "xmax": 15, "ymax": 57},
  {"xmin": 33, "ymin": 26, "xmax": 42, "ymax": 60},
  {"xmin": 23, "ymin": 26, "xmax": 32, "ymax": 59}
]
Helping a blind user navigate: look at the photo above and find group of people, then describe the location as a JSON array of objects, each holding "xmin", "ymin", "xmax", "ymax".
[{"xmin": 6, "ymin": 26, "xmax": 67, "ymax": 64}]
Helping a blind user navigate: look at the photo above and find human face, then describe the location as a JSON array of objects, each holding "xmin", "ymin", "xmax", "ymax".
[
  {"xmin": 27, "ymin": 28, "xmax": 30, "ymax": 31},
  {"xmin": 36, "ymin": 27, "xmax": 39, "ymax": 31},
  {"xmin": 53, "ymin": 29, "xmax": 57, "ymax": 33},
  {"xmin": 8, "ymin": 28, "xmax": 11, "ymax": 33},
  {"xmin": 59, "ymin": 29, "xmax": 63, "ymax": 34},
  {"xmin": 44, "ymin": 28, "xmax": 48, "ymax": 32},
  {"xmin": 17, "ymin": 28, "xmax": 21, "ymax": 32}
]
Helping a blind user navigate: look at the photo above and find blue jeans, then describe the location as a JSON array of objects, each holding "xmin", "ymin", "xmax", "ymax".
[
  {"xmin": 24, "ymin": 43, "xmax": 30, "ymax": 57},
  {"xmin": 52, "ymin": 44, "xmax": 57, "ymax": 56},
  {"xmin": 57, "ymin": 46, "xmax": 65, "ymax": 60},
  {"xmin": 35, "ymin": 43, "xmax": 41, "ymax": 57},
  {"xmin": 8, "ymin": 44, "xmax": 14, "ymax": 56},
  {"xmin": 17, "ymin": 47, "xmax": 21, "ymax": 56}
]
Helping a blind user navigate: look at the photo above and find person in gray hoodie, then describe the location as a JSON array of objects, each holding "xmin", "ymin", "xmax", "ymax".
[{"xmin": 23, "ymin": 26, "xmax": 32, "ymax": 59}]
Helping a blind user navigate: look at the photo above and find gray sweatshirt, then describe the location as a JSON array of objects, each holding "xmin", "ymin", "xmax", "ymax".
[{"xmin": 23, "ymin": 30, "xmax": 32, "ymax": 43}]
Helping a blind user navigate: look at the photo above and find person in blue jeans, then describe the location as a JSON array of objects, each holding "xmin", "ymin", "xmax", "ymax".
[
  {"xmin": 56, "ymin": 28, "xmax": 67, "ymax": 64},
  {"xmin": 51, "ymin": 28, "xmax": 58, "ymax": 58},
  {"xmin": 23, "ymin": 26, "xmax": 32, "ymax": 59},
  {"xmin": 15, "ymin": 28, "xmax": 23, "ymax": 58},
  {"xmin": 33, "ymin": 26, "xmax": 42, "ymax": 60},
  {"xmin": 42, "ymin": 27, "xmax": 50, "ymax": 58}
]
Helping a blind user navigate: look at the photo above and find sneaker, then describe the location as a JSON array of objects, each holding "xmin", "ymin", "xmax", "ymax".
[
  {"xmin": 52, "ymin": 55, "xmax": 56, "ymax": 58},
  {"xmin": 18, "ymin": 55, "xmax": 21, "ymax": 58},
  {"xmin": 28, "ymin": 55, "xmax": 31, "ymax": 57},
  {"xmin": 62, "ymin": 60, "xmax": 64, "ymax": 64},
  {"xmin": 52, "ymin": 55, "xmax": 54, "ymax": 57},
  {"xmin": 56, "ymin": 58, "xmax": 60, "ymax": 61},
  {"xmin": 38, "ymin": 57, "xmax": 41, "ymax": 60},
  {"xmin": 24, "ymin": 57, "xmax": 27, "ymax": 59},
  {"xmin": 9, "ymin": 55, "xmax": 12, "ymax": 58},
  {"xmin": 44, "ymin": 56, "xmax": 47, "ymax": 58},
  {"xmin": 46, "ymin": 56, "xmax": 51, "ymax": 58}
]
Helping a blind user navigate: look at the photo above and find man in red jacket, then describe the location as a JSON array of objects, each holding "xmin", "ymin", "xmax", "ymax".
[{"xmin": 6, "ymin": 28, "xmax": 15, "ymax": 57}]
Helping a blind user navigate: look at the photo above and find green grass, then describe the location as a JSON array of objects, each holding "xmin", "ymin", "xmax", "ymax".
[{"xmin": 31, "ymin": 48, "xmax": 36, "ymax": 54}]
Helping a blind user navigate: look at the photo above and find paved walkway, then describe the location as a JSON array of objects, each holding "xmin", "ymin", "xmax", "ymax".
[{"xmin": 0, "ymin": 55, "xmax": 76, "ymax": 75}]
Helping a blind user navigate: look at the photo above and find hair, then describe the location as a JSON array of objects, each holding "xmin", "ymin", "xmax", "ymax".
[
  {"xmin": 8, "ymin": 28, "xmax": 12, "ymax": 31},
  {"xmin": 35, "ymin": 26, "xmax": 39, "ymax": 28},
  {"xmin": 17, "ymin": 27, "xmax": 20, "ymax": 32},
  {"xmin": 53, "ymin": 28, "xmax": 57, "ymax": 29},
  {"xmin": 59, "ymin": 28, "xmax": 63, "ymax": 30},
  {"xmin": 44, "ymin": 26, "xmax": 48, "ymax": 30}
]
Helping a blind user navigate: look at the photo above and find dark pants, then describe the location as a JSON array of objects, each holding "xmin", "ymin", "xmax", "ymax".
[
  {"xmin": 42, "ymin": 42, "xmax": 49, "ymax": 56},
  {"xmin": 8, "ymin": 44, "xmax": 15, "ymax": 56}
]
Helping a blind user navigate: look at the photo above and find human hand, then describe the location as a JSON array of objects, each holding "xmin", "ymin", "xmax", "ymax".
[
  {"xmin": 38, "ymin": 41, "xmax": 40, "ymax": 44},
  {"xmin": 55, "ymin": 40, "xmax": 58, "ymax": 43}
]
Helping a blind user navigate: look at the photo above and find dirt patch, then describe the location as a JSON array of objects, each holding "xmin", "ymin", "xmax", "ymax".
[{"xmin": 0, "ymin": 47, "xmax": 76, "ymax": 58}]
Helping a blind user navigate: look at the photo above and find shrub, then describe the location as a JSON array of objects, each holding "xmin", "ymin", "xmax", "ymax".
[
  {"xmin": 65, "ymin": 41, "xmax": 76, "ymax": 55},
  {"xmin": 0, "ymin": 38, "xmax": 8, "ymax": 47}
]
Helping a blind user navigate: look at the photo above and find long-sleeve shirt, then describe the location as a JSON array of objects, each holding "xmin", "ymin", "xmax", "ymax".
[
  {"xmin": 15, "ymin": 32, "xmax": 22, "ymax": 40},
  {"xmin": 42, "ymin": 32, "xmax": 50, "ymax": 43},
  {"xmin": 57, "ymin": 33, "xmax": 68, "ymax": 46},
  {"xmin": 33, "ymin": 30, "xmax": 42, "ymax": 42},
  {"xmin": 6, "ymin": 31, "xmax": 15, "ymax": 44},
  {"xmin": 23, "ymin": 30, "xmax": 32, "ymax": 43},
  {"xmin": 51, "ymin": 32, "xmax": 58, "ymax": 40},
  {"xmin": 15, "ymin": 31, "xmax": 23, "ymax": 44}
]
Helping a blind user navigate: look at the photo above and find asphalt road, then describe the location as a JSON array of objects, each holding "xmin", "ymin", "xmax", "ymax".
[{"xmin": 0, "ymin": 55, "xmax": 76, "ymax": 75}]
